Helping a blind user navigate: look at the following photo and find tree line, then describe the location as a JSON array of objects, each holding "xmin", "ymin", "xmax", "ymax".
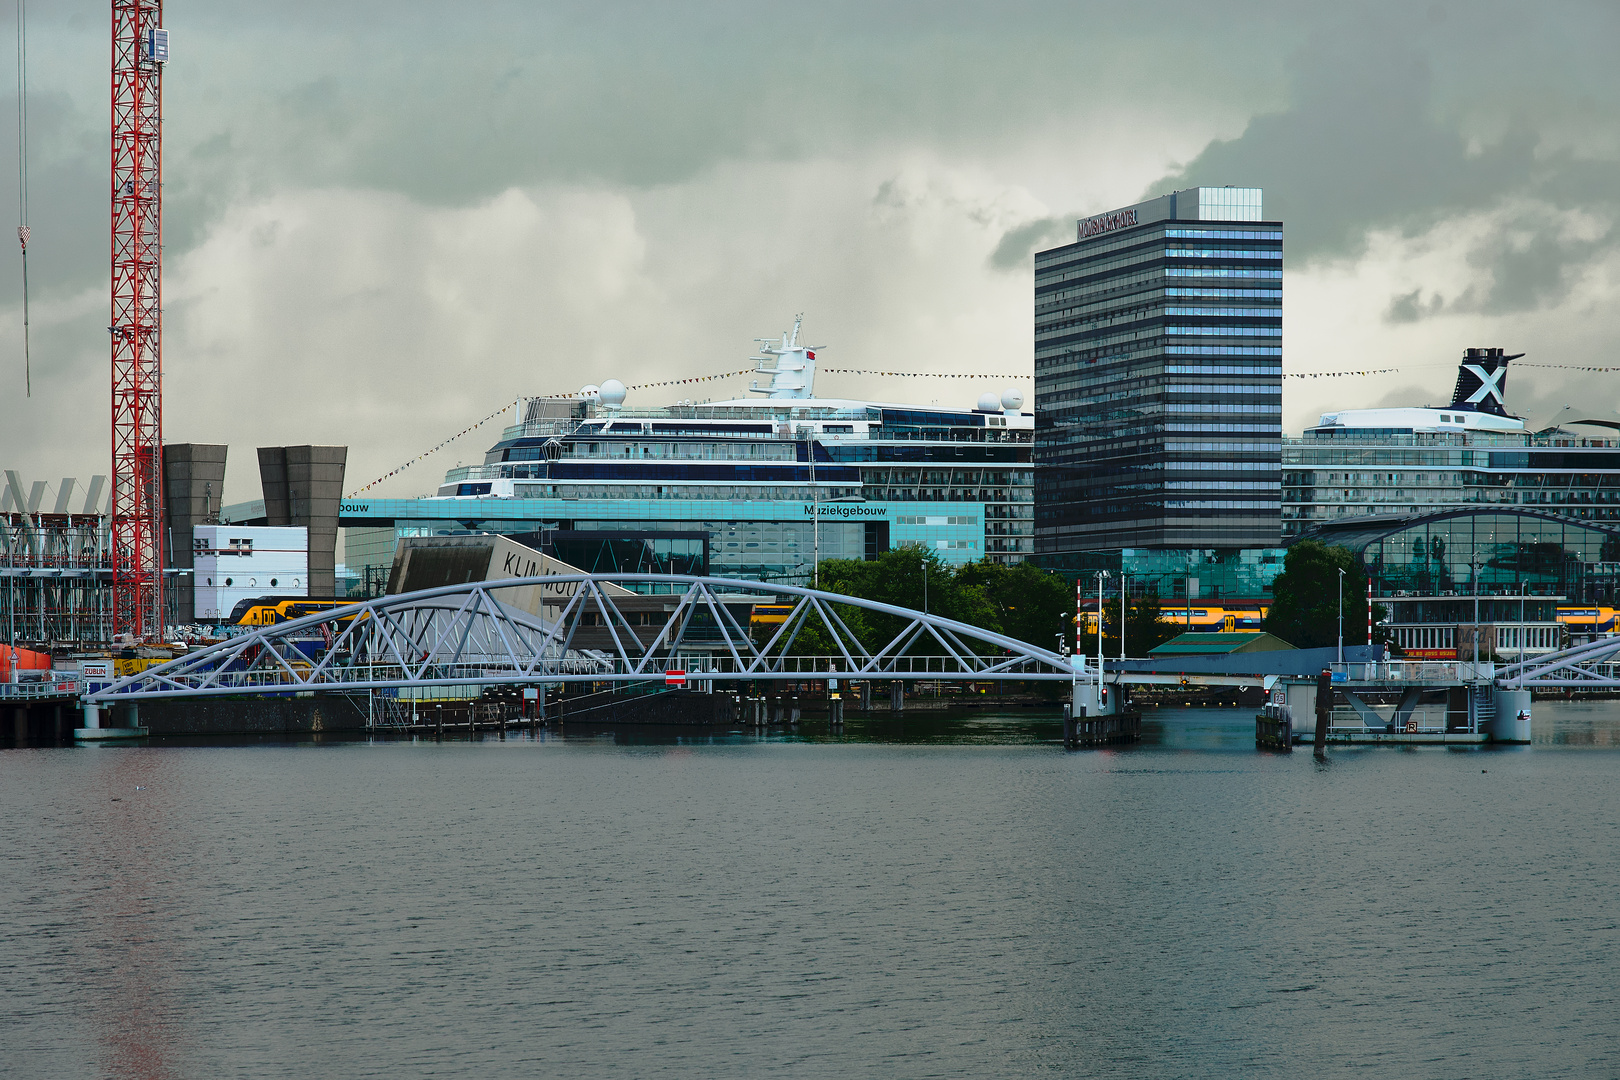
[{"xmin": 806, "ymin": 541, "xmax": 1380, "ymax": 656}]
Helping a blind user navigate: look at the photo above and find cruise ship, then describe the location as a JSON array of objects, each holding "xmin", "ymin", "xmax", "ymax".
[{"xmin": 340, "ymin": 318, "xmax": 1034, "ymax": 587}]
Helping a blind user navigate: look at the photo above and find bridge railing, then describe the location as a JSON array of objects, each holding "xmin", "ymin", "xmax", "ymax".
[
  {"xmin": 1332, "ymin": 661, "xmax": 1495, "ymax": 684},
  {"xmin": 86, "ymin": 574, "xmax": 1085, "ymax": 703}
]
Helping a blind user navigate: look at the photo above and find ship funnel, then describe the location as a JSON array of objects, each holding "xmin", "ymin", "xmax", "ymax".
[{"xmin": 1449, "ymin": 347, "xmax": 1523, "ymax": 417}]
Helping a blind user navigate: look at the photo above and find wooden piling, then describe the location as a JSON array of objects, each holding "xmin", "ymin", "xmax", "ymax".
[{"xmin": 1314, "ymin": 667, "xmax": 1332, "ymax": 752}]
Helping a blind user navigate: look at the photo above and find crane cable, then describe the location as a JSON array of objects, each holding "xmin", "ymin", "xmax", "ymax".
[{"xmin": 15, "ymin": 0, "xmax": 27, "ymax": 397}]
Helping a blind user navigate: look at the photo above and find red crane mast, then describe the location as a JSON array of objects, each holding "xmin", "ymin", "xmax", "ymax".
[{"xmin": 110, "ymin": 2, "xmax": 165, "ymax": 640}]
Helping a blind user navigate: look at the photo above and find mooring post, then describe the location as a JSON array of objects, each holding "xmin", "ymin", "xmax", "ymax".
[
  {"xmin": 1062, "ymin": 702, "xmax": 1076, "ymax": 750},
  {"xmin": 829, "ymin": 694, "xmax": 843, "ymax": 727},
  {"xmin": 790, "ymin": 695, "xmax": 801, "ymax": 725},
  {"xmin": 890, "ymin": 681, "xmax": 904, "ymax": 713},
  {"xmin": 1314, "ymin": 667, "xmax": 1332, "ymax": 752}
]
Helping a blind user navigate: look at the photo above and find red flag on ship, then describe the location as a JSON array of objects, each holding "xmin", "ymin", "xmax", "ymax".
[{"xmin": 806, "ymin": 351, "xmax": 815, "ymax": 360}]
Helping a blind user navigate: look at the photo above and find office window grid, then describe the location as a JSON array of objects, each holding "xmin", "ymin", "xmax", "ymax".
[{"xmin": 1035, "ymin": 201, "xmax": 1281, "ymax": 551}]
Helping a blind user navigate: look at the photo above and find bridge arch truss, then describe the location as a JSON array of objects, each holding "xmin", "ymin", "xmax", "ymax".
[
  {"xmin": 89, "ymin": 574, "xmax": 1081, "ymax": 703},
  {"xmin": 1495, "ymin": 635, "xmax": 1620, "ymax": 689}
]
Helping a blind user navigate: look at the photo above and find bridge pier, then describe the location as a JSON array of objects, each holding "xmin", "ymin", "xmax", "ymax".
[
  {"xmin": 890, "ymin": 682, "xmax": 904, "ymax": 713},
  {"xmin": 829, "ymin": 694, "xmax": 843, "ymax": 728}
]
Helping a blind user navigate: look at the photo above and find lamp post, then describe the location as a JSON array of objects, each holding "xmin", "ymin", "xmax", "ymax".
[
  {"xmin": 1337, "ymin": 567, "xmax": 1346, "ymax": 665},
  {"xmin": 1120, "ymin": 573, "xmax": 1128, "ymax": 662},
  {"xmin": 1472, "ymin": 559, "xmax": 1483, "ymax": 671},
  {"xmin": 1095, "ymin": 570, "xmax": 1109, "ymax": 705}
]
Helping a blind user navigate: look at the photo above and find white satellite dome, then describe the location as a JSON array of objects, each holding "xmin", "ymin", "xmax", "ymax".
[
  {"xmin": 579, "ymin": 384, "xmax": 601, "ymax": 403},
  {"xmin": 600, "ymin": 379, "xmax": 627, "ymax": 408},
  {"xmin": 1001, "ymin": 387, "xmax": 1025, "ymax": 412},
  {"xmin": 977, "ymin": 391, "xmax": 1002, "ymax": 413}
]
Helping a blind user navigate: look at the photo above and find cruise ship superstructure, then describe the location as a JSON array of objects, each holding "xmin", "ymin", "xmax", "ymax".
[{"xmin": 341, "ymin": 318, "xmax": 1034, "ymax": 587}]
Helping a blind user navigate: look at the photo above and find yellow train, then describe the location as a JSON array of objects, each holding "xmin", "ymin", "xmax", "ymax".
[
  {"xmin": 229, "ymin": 596, "xmax": 359, "ymax": 627},
  {"xmin": 1557, "ymin": 606, "xmax": 1620, "ymax": 634},
  {"xmin": 1080, "ymin": 603, "xmax": 1269, "ymax": 634},
  {"xmin": 749, "ymin": 603, "xmax": 796, "ymax": 626}
]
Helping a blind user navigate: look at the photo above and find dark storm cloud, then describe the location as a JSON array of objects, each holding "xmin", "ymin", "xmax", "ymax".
[{"xmin": 1152, "ymin": 4, "xmax": 1620, "ymax": 319}]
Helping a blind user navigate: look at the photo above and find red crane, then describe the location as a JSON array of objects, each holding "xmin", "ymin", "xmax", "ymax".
[{"xmin": 110, "ymin": 2, "xmax": 166, "ymax": 640}]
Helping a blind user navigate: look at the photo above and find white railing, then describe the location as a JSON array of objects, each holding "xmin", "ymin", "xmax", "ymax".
[
  {"xmin": 1332, "ymin": 661, "xmax": 1494, "ymax": 683},
  {"xmin": 0, "ymin": 673, "xmax": 82, "ymax": 699}
]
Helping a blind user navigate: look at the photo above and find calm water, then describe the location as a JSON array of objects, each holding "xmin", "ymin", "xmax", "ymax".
[{"xmin": 3, "ymin": 703, "xmax": 1618, "ymax": 1078}]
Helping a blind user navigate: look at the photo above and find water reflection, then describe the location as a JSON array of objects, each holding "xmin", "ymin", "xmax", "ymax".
[{"xmin": 73, "ymin": 749, "xmax": 187, "ymax": 1079}]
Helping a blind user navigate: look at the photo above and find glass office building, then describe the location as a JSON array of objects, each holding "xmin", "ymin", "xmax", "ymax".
[{"xmin": 1034, "ymin": 186, "xmax": 1282, "ymax": 553}]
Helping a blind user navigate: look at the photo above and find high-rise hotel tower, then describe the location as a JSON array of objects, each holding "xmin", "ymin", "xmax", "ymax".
[{"xmin": 1034, "ymin": 187, "xmax": 1282, "ymax": 553}]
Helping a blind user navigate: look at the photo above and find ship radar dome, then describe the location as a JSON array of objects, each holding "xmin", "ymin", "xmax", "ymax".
[
  {"xmin": 1001, "ymin": 388, "xmax": 1025, "ymax": 412},
  {"xmin": 600, "ymin": 379, "xmax": 627, "ymax": 408},
  {"xmin": 976, "ymin": 391, "xmax": 1001, "ymax": 413},
  {"xmin": 579, "ymin": 384, "xmax": 601, "ymax": 403}
]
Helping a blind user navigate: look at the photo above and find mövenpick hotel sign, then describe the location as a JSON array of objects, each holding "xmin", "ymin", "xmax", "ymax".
[{"xmin": 1077, "ymin": 208, "xmax": 1138, "ymax": 240}]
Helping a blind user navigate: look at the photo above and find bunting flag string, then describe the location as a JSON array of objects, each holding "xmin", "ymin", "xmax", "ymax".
[
  {"xmin": 621, "ymin": 367, "xmax": 754, "ymax": 389},
  {"xmin": 1519, "ymin": 363, "xmax": 1620, "ymax": 372},
  {"xmin": 1282, "ymin": 368, "xmax": 1403, "ymax": 379},
  {"xmin": 345, "ymin": 366, "xmax": 1045, "ymax": 497},
  {"xmin": 352, "ymin": 358, "xmax": 1471, "ymax": 499},
  {"xmin": 348, "ymin": 399, "xmax": 522, "ymax": 497},
  {"xmin": 820, "ymin": 369, "xmax": 1033, "ymax": 379}
]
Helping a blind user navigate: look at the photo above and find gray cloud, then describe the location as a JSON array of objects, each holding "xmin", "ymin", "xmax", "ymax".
[
  {"xmin": 988, "ymin": 216, "xmax": 1070, "ymax": 270},
  {"xmin": 6, "ymin": 0, "xmax": 1620, "ymax": 490},
  {"xmin": 1153, "ymin": 4, "xmax": 1620, "ymax": 317}
]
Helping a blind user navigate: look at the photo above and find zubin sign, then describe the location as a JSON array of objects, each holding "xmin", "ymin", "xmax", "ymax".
[{"xmin": 1077, "ymin": 208, "xmax": 1138, "ymax": 240}]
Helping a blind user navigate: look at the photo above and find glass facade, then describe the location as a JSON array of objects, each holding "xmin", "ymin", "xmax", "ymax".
[
  {"xmin": 1283, "ymin": 429, "xmax": 1620, "ymax": 536},
  {"xmin": 1302, "ymin": 510, "xmax": 1620, "ymax": 603},
  {"xmin": 1035, "ymin": 187, "xmax": 1281, "ymax": 553},
  {"xmin": 1033, "ymin": 546, "xmax": 1286, "ymax": 599},
  {"xmin": 340, "ymin": 501, "xmax": 982, "ymax": 592}
]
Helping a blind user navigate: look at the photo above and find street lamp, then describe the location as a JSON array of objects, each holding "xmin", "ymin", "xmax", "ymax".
[
  {"xmin": 1337, "ymin": 567, "xmax": 1346, "ymax": 665},
  {"xmin": 1472, "ymin": 559, "xmax": 1484, "ymax": 669},
  {"xmin": 1056, "ymin": 612, "xmax": 1069, "ymax": 658},
  {"xmin": 1095, "ymin": 570, "xmax": 1109, "ymax": 706},
  {"xmin": 1119, "ymin": 573, "xmax": 1128, "ymax": 662}
]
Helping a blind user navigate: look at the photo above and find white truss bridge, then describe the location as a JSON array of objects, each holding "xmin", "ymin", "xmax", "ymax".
[{"xmin": 87, "ymin": 574, "xmax": 1083, "ymax": 704}]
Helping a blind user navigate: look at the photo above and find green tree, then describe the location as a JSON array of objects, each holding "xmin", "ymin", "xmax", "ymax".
[
  {"xmin": 955, "ymin": 558, "xmax": 1073, "ymax": 651},
  {"xmin": 1265, "ymin": 541, "xmax": 1387, "ymax": 650},
  {"xmin": 817, "ymin": 547, "xmax": 996, "ymax": 654}
]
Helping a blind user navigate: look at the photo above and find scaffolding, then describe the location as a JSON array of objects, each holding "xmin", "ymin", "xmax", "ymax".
[{"xmin": 2, "ymin": 512, "xmax": 114, "ymax": 648}]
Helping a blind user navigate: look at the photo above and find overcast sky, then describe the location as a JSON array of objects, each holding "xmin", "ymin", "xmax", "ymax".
[{"xmin": 2, "ymin": 0, "xmax": 1618, "ymax": 504}]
